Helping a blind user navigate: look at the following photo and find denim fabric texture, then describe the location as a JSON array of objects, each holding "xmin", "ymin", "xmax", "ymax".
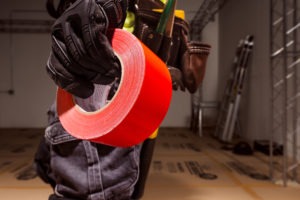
[{"xmin": 38, "ymin": 102, "xmax": 141, "ymax": 200}]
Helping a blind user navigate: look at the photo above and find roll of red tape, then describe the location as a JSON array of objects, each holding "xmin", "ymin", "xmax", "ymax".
[{"xmin": 57, "ymin": 29, "xmax": 172, "ymax": 147}]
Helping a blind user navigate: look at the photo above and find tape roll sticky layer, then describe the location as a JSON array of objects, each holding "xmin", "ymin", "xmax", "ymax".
[{"xmin": 57, "ymin": 29, "xmax": 172, "ymax": 147}]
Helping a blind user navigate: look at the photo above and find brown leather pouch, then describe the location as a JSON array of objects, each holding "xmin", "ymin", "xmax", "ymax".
[
  {"xmin": 180, "ymin": 33, "xmax": 211, "ymax": 93},
  {"xmin": 133, "ymin": 1, "xmax": 211, "ymax": 93},
  {"xmin": 134, "ymin": 9, "xmax": 189, "ymax": 63}
]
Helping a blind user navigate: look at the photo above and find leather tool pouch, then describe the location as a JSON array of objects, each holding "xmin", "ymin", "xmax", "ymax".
[
  {"xmin": 180, "ymin": 39, "xmax": 211, "ymax": 93},
  {"xmin": 133, "ymin": 4, "xmax": 211, "ymax": 93},
  {"xmin": 134, "ymin": 9, "xmax": 185, "ymax": 65}
]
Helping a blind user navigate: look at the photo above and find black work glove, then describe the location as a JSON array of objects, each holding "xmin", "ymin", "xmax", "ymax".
[{"xmin": 46, "ymin": 0, "xmax": 127, "ymax": 98}]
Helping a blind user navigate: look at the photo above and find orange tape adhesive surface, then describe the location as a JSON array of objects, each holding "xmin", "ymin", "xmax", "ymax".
[{"xmin": 57, "ymin": 29, "xmax": 172, "ymax": 147}]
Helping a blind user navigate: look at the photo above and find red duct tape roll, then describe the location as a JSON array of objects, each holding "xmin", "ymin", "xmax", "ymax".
[{"xmin": 57, "ymin": 29, "xmax": 172, "ymax": 147}]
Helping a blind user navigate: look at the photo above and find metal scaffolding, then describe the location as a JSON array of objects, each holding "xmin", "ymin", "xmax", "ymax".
[
  {"xmin": 270, "ymin": 0, "xmax": 300, "ymax": 186},
  {"xmin": 190, "ymin": 0, "xmax": 227, "ymax": 41}
]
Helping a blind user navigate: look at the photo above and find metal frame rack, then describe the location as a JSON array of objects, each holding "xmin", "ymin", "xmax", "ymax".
[{"xmin": 270, "ymin": 0, "xmax": 300, "ymax": 186}]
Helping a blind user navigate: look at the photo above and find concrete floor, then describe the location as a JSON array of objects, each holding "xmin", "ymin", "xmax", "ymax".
[{"xmin": 0, "ymin": 128, "xmax": 299, "ymax": 199}]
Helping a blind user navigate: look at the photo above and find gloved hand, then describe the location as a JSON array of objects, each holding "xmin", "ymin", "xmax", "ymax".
[
  {"xmin": 168, "ymin": 66, "xmax": 185, "ymax": 91},
  {"xmin": 46, "ymin": 0, "xmax": 127, "ymax": 98}
]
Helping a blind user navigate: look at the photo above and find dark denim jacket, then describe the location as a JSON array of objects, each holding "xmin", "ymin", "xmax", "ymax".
[{"xmin": 37, "ymin": 102, "xmax": 141, "ymax": 200}]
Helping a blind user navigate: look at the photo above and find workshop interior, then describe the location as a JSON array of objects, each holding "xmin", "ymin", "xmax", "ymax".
[{"xmin": 0, "ymin": 0, "xmax": 300, "ymax": 199}]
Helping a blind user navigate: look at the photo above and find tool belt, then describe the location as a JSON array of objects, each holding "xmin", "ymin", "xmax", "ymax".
[{"xmin": 133, "ymin": 0, "xmax": 211, "ymax": 93}]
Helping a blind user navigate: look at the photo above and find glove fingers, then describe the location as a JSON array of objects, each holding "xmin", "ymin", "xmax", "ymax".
[
  {"xmin": 93, "ymin": 56, "xmax": 122, "ymax": 85},
  {"xmin": 47, "ymin": 51, "xmax": 94, "ymax": 98},
  {"xmin": 51, "ymin": 33, "xmax": 72, "ymax": 69},
  {"xmin": 91, "ymin": 73, "xmax": 115, "ymax": 85},
  {"xmin": 52, "ymin": 33, "xmax": 84, "ymax": 76},
  {"xmin": 81, "ymin": 1, "xmax": 109, "ymax": 64},
  {"xmin": 52, "ymin": 28, "xmax": 101, "ymax": 83},
  {"xmin": 64, "ymin": 23, "xmax": 119, "ymax": 84},
  {"xmin": 63, "ymin": 21, "xmax": 107, "ymax": 74},
  {"xmin": 87, "ymin": 31, "xmax": 121, "ymax": 83},
  {"xmin": 94, "ymin": 32, "xmax": 121, "ymax": 71},
  {"xmin": 78, "ymin": 3, "xmax": 121, "ymax": 82},
  {"xmin": 53, "ymin": 23, "xmax": 118, "ymax": 86},
  {"xmin": 47, "ymin": 0, "xmax": 123, "ymax": 96}
]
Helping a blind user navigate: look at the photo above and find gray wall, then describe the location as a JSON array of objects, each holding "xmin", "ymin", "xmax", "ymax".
[
  {"xmin": 0, "ymin": 0, "xmax": 219, "ymax": 128},
  {"xmin": 218, "ymin": 0, "xmax": 273, "ymax": 141},
  {"xmin": 0, "ymin": 0, "xmax": 55, "ymax": 128}
]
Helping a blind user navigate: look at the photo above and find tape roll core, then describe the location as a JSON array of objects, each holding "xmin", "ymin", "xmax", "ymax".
[{"xmin": 57, "ymin": 29, "xmax": 172, "ymax": 147}]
